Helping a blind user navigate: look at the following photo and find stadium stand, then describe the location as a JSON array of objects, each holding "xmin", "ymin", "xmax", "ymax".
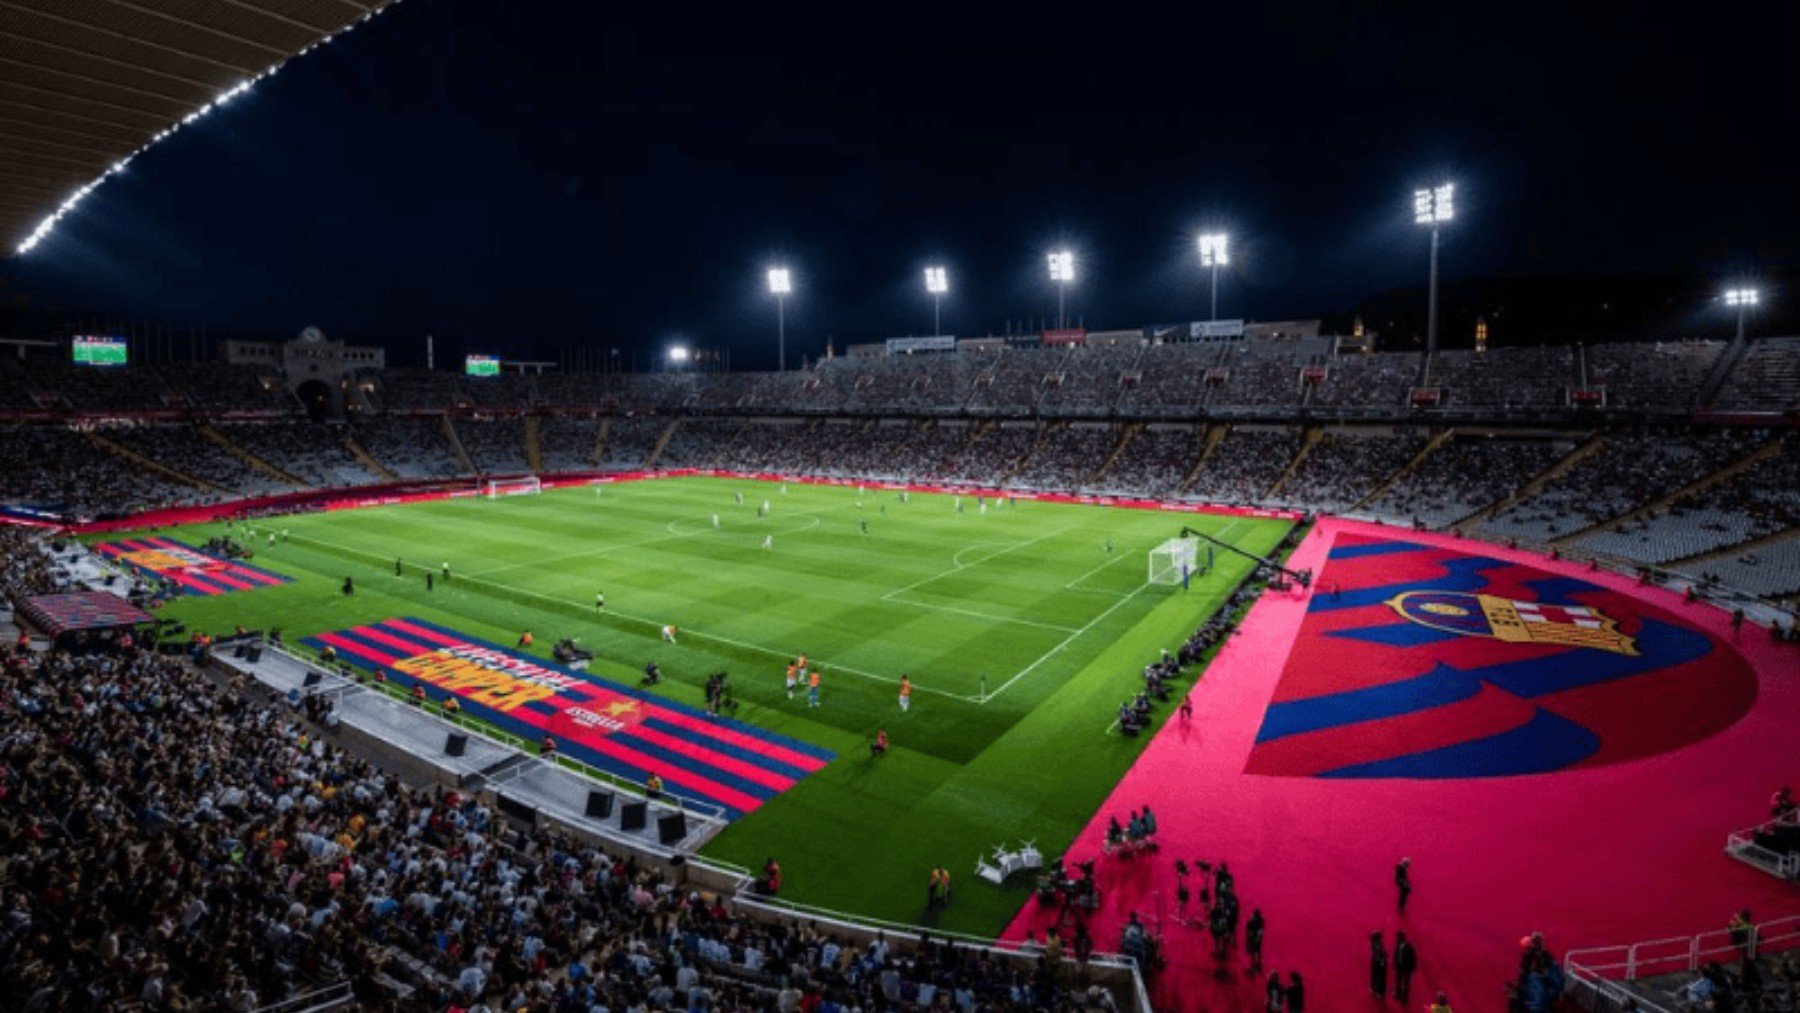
[
  {"xmin": 1584, "ymin": 340, "xmax": 1723, "ymax": 411},
  {"xmin": 537, "ymin": 415, "xmax": 601, "ymax": 471},
  {"xmin": 1366, "ymin": 433, "xmax": 1580, "ymax": 530},
  {"xmin": 1716, "ymin": 336, "xmax": 1800, "ymax": 412},
  {"xmin": 1270, "ymin": 429, "xmax": 1428, "ymax": 513},
  {"xmin": 0, "ymin": 424, "xmax": 200, "ymax": 516},
  {"xmin": 1575, "ymin": 435, "xmax": 1799, "ymax": 564},
  {"xmin": 1477, "ymin": 430, "xmax": 1763, "ymax": 541},
  {"xmin": 456, "ymin": 417, "xmax": 533, "ymax": 474},
  {"xmin": 221, "ymin": 421, "xmax": 383, "ymax": 488},
  {"xmin": 1188, "ymin": 427, "xmax": 1301, "ymax": 504},
  {"xmin": 105, "ymin": 424, "xmax": 291, "ymax": 497},
  {"xmin": 1425, "ymin": 346, "xmax": 1573, "ymax": 409},
  {"xmin": 1, "ymin": 334, "xmax": 1795, "ymax": 599}
]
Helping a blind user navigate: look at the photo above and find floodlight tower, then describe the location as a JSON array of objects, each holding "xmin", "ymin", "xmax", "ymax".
[
  {"xmin": 667, "ymin": 344, "xmax": 691, "ymax": 371},
  {"xmin": 924, "ymin": 266, "xmax": 949, "ymax": 336},
  {"xmin": 1723, "ymin": 288, "xmax": 1759, "ymax": 342},
  {"xmin": 1047, "ymin": 250, "xmax": 1075, "ymax": 329},
  {"xmin": 767, "ymin": 267, "xmax": 793, "ymax": 371},
  {"xmin": 1414, "ymin": 183, "xmax": 1455, "ymax": 354},
  {"xmin": 1198, "ymin": 233, "xmax": 1229, "ymax": 322}
]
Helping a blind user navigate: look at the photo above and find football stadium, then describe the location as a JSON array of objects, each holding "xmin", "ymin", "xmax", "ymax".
[{"xmin": 0, "ymin": 3, "xmax": 1795, "ymax": 1012}]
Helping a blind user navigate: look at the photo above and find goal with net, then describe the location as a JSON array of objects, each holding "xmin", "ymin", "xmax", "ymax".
[
  {"xmin": 1148, "ymin": 537, "xmax": 1203, "ymax": 586},
  {"xmin": 485, "ymin": 476, "xmax": 543, "ymax": 498}
]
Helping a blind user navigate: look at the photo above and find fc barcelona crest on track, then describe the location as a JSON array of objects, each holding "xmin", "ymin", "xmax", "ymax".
[{"xmin": 1386, "ymin": 591, "xmax": 1638, "ymax": 656}]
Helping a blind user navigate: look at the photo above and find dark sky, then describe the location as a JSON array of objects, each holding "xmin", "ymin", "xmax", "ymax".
[{"xmin": 6, "ymin": 1, "xmax": 1796, "ymax": 367}]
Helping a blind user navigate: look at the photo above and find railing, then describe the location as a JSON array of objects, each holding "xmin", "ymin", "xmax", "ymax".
[
  {"xmin": 1726, "ymin": 810, "xmax": 1800, "ymax": 881},
  {"xmin": 247, "ymin": 641, "xmax": 730, "ymax": 852},
  {"xmin": 1566, "ymin": 915, "xmax": 1800, "ymax": 1007},
  {"xmin": 724, "ymin": 888, "xmax": 1151, "ymax": 1012},
  {"xmin": 247, "ymin": 981, "xmax": 353, "ymax": 1013}
]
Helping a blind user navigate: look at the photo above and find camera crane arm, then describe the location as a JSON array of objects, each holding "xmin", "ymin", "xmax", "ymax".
[{"xmin": 1178, "ymin": 526, "xmax": 1312, "ymax": 589}]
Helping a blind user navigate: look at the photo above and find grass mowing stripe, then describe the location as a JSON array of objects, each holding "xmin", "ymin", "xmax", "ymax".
[{"xmin": 126, "ymin": 478, "xmax": 1297, "ymax": 934}]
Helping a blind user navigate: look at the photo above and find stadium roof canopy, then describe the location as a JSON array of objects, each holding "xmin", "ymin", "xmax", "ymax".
[{"xmin": 0, "ymin": 0, "xmax": 398, "ymax": 255}]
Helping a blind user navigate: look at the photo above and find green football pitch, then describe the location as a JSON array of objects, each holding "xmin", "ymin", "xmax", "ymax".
[{"xmin": 126, "ymin": 476, "xmax": 1291, "ymax": 934}]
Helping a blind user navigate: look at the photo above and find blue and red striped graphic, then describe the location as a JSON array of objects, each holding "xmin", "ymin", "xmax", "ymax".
[
  {"xmin": 302, "ymin": 618, "xmax": 833, "ymax": 818},
  {"xmin": 93, "ymin": 537, "xmax": 294, "ymax": 596}
]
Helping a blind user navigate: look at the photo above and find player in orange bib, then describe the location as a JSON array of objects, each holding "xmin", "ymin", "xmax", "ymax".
[
  {"xmin": 785, "ymin": 662, "xmax": 798, "ymax": 700},
  {"xmin": 899, "ymin": 675, "xmax": 912, "ymax": 712},
  {"xmin": 807, "ymin": 668, "xmax": 821, "ymax": 708}
]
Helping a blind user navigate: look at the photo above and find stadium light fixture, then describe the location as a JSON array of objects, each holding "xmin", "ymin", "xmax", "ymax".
[
  {"xmin": 924, "ymin": 266, "xmax": 949, "ymax": 335},
  {"xmin": 1724, "ymin": 287, "xmax": 1760, "ymax": 341},
  {"xmin": 1414, "ymin": 182, "xmax": 1455, "ymax": 354},
  {"xmin": 1198, "ymin": 233, "xmax": 1229, "ymax": 321},
  {"xmin": 668, "ymin": 344, "xmax": 691, "ymax": 365},
  {"xmin": 767, "ymin": 267, "xmax": 792, "ymax": 371},
  {"xmin": 1047, "ymin": 251, "xmax": 1075, "ymax": 329}
]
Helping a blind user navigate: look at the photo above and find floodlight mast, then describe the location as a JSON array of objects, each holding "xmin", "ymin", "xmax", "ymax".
[
  {"xmin": 924, "ymin": 266, "xmax": 948, "ymax": 336},
  {"xmin": 1414, "ymin": 183, "xmax": 1454, "ymax": 354},
  {"xmin": 1047, "ymin": 251, "xmax": 1074, "ymax": 329},
  {"xmin": 767, "ymin": 268, "xmax": 792, "ymax": 370},
  {"xmin": 1724, "ymin": 288, "xmax": 1759, "ymax": 342},
  {"xmin": 1198, "ymin": 233, "xmax": 1229, "ymax": 322}
]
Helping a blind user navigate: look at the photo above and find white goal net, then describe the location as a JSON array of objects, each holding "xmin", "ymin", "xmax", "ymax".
[
  {"xmin": 486, "ymin": 476, "xmax": 543, "ymax": 498},
  {"xmin": 1148, "ymin": 537, "xmax": 1199, "ymax": 586}
]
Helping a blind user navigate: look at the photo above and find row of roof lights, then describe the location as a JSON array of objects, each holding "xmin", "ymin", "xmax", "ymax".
[{"xmin": 15, "ymin": 3, "xmax": 403, "ymax": 255}]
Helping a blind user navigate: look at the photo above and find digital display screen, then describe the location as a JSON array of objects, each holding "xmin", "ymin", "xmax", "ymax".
[
  {"xmin": 465, "ymin": 355, "xmax": 500, "ymax": 377},
  {"xmin": 72, "ymin": 336, "xmax": 129, "ymax": 366}
]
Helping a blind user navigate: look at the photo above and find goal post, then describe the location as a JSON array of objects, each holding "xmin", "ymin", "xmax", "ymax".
[
  {"xmin": 1148, "ymin": 537, "xmax": 1200, "ymax": 586},
  {"xmin": 485, "ymin": 475, "xmax": 542, "ymax": 498}
]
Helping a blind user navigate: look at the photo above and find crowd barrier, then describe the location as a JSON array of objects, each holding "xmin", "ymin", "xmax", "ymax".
[{"xmin": 1564, "ymin": 915, "xmax": 1800, "ymax": 1011}]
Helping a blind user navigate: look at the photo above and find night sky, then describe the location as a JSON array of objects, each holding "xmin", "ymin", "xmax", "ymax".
[{"xmin": 5, "ymin": 1, "xmax": 1795, "ymax": 368}]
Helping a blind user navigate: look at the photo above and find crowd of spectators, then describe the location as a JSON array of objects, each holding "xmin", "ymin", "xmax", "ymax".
[
  {"xmin": 1098, "ymin": 427, "xmax": 1198, "ymax": 498},
  {"xmin": 454, "ymin": 418, "xmax": 532, "ymax": 475},
  {"xmin": 1714, "ymin": 337, "xmax": 1800, "ymax": 413},
  {"xmin": 351, "ymin": 419, "xmax": 464, "ymax": 480},
  {"xmin": 1577, "ymin": 434, "xmax": 1797, "ymax": 564},
  {"xmin": 106, "ymin": 425, "xmax": 291, "ymax": 497},
  {"xmin": 1010, "ymin": 425, "xmax": 1118, "ymax": 492},
  {"xmin": 1189, "ymin": 428, "xmax": 1301, "ymax": 505},
  {"xmin": 217, "ymin": 422, "xmax": 379, "ymax": 488},
  {"xmin": 536, "ymin": 417, "xmax": 601, "ymax": 472},
  {"xmin": 1584, "ymin": 341, "xmax": 1721, "ymax": 412},
  {"xmin": 0, "ymin": 634, "xmax": 1127, "ymax": 1012},
  {"xmin": 1425, "ymin": 347, "xmax": 1575, "ymax": 409},
  {"xmin": 1272, "ymin": 431, "xmax": 1427, "ymax": 513},
  {"xmin": 1368, "ymin": 435, "xmax": 1575, "ymax": 530},
  {"xmin": 601, "ymin": 417, "xmax": 670, "ymax": 470},
  {"xmin": 1480, "ymin": 430, "xmax": 1760, "ymax": 541},
  {"xmin": 0, "ymin": 425, "xmax": 199, "ymax": 517}
]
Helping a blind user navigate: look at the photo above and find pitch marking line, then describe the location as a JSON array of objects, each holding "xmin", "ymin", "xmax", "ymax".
[
  {"xmin": 450, "ymin": 568, "xmax": 971, "ymax": 702},
  {"xmin": 880, "ymin": 528, "xmax": 1071, "ymax": 602},
  {"xmin": 466, "ymin": 502, "xmax": 853, "ymax": 580}
]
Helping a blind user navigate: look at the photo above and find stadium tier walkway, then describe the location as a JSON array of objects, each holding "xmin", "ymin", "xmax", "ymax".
[{"xmin": 1002, "ymin": 517, "xmax": 1798, "ymax": 1012}]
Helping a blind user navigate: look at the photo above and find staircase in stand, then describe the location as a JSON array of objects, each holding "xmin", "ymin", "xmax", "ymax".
[
  {"xmin": 200, "ymin": 424, "xmax": 307, "ymax": 487},
  {"xmin": 345, "ymin": 433, "xmax": 399, "ymax": 481},
  {"xmin": 642, "ymin": 417, "xmax": 681, "ymax": 469},
  {"xmin": 590, "ymin": 417, "xmax": 611, "ymax": 467},
  {"xmin": 1455, "ymin": 432, "xmax": 1606, "ymax": 530},
  {"xmin": 523, "ymin": 416, "xmax": 544, "ymax": 473},
  {"xmin": 1352, "ymin": 428, "xmax": 1454, "ymax": 513},
  {"xmin": 1001, "ymin": 422, "xmax": 1055, "ymax": 485},
  {"xmin": 1553, "ymin": 435, "xmax": 1787, "ymax": 546},
  {"xmin": 84, "ymin": 430, "xmax": 233, "ymax": 496},
  {"xmin": 1264, "ymin": 426, "xmax": 1324, "ymax": 499},
  {"xmin": 441, "ymin": 416, "xmax": 476, "ymax": 475},
  {"xmin": 1088, "ymin": 422, "xmax": 1142, "ymax": 486},
  {"xmin": 1178, "ymin": 424, "xmax": 1229, "ymax": 494}
]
